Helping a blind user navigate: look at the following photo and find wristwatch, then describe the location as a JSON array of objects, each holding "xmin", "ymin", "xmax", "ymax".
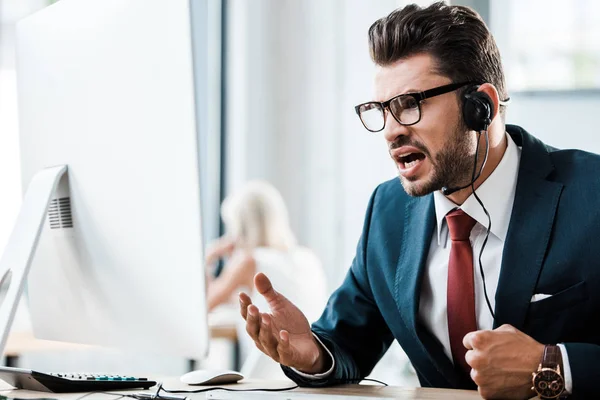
[{"xmin": 531, "ymin": 344, "xmax": 565, "ymax": 399}]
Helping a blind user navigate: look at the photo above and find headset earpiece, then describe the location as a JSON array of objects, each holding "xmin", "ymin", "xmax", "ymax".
[{"xmin": 462, "ymin": 87, "xmax": 494, "ymax": 132}]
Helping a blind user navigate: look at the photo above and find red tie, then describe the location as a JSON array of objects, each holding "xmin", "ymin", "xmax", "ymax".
[{"xmin": 446, "ymin": 209, "xmax": 477, "ymax": 375}]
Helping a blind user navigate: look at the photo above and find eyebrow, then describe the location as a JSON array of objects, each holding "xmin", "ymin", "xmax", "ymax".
[{"xmin": 374, "ymin": 88, "xmax": 420, "ymax": 102}]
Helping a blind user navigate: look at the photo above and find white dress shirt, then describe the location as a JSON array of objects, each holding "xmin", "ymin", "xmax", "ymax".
[{"xmin": 297, "ymin": 133, "xmax": 572, "ymax": 392}]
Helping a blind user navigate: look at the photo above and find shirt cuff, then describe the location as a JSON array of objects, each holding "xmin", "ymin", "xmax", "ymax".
[
  {"xmin": 290, "ymin": 332, "xmax": 335, "ymax": 379},
  {"xmin": 557, "ymin": 343, "xmax": 573, "ymax": 394}
]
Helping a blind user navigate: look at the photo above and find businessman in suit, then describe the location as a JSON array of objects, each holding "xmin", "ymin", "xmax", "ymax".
[{"xmin": 237, "ymin": 2, "xmax": 598, "ymax": 399}]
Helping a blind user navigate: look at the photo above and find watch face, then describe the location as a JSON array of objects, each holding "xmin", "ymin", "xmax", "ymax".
[{"xmin": 533, "ymin": 368, "xmax": 564, "ymax": 399}]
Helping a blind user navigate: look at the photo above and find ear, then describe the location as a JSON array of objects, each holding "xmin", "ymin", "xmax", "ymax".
[{"xmin": 476, "ymin": 83, "xmax": 500, "ymax": 121}]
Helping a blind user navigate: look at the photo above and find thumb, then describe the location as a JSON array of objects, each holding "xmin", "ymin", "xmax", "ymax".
[{"xmin": 254, "ymin": 273, "xmax": 279, "ymax": 306}]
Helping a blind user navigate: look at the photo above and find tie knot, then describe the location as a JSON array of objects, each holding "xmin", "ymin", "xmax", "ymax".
[{"xmin": 446, "ymin": 209, "xmax": 476, "ymax": 241}]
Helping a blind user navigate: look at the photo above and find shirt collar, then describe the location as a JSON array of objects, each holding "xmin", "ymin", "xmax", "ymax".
[{"xmin": 433, "ymin": 132, "xmax": 521, "ymax": 244}]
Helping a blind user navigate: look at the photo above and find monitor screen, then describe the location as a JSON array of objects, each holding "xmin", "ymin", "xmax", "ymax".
[{"xmin": 14, "ymin": 0, "xmax": 209, "ymax": 359}]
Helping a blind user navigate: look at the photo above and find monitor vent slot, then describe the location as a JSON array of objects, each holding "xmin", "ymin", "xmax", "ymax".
[{"xmin": 48, "ymin": 197, "xmax": 73, "ymax": 229}]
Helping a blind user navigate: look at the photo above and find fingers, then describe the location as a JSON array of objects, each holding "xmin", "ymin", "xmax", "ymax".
[
  {"xmin": 244, "ymin": 305, "xmax": 283, "ymax": 360},
  {"xmin": 242, "ymin": 301, "xmax": 287, "ymax": 363},
  {"xmin": 238, "ymin": 292, "xmax": 252, "ymax": 320},
  {"xmin": 258, "ymin": 313, "xmax": 281, "ymax": 362},
  {"xmin": 495, "ymin": 323, "xmax": 516, "ymax": 332},
  {"xmin": 463, "ymin": 330, "xmax": 480, "ymax": 350},
  {"xmin": 463, "ymin": 330, "xmax": 492, "ymax": 351},
  {"xmin": 465, "ymin": 348, "xmax": 482, "ymax": 370},
  {"xmin": 276, "ymin": 330, "xmax": 297, "ymax": 365},
  {"xmin": 254, "ymin": 273, "xmax": 279, "ymax": 305},
  {"xmin": 245, "ymin": 304, "xmax": 262, "ymax": 343},
  {"xmin": 463, "ymin": 332, "xmax": 474, "ymax": 350}
]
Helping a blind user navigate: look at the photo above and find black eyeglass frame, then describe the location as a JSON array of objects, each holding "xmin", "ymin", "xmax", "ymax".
[{"xmin": 354, "ymin": 81, "xmax": 473, "ymax": 132}]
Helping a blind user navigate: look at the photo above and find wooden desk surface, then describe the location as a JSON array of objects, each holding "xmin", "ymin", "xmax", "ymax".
[
  {"xmin": 161, "ymin": 378, "xmax": 483, "ymax": 399},
  {"xmin": 0, "ymin": 379, "xmax": 482, "ymax": 399},
  {"xmin": 294, "ymin": 384, "xmax": 481, "ymax": 399}
]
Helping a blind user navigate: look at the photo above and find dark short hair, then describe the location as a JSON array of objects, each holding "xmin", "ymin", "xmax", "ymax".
[{"xmin": 368, "ymin": 1, "xmax": 507, "ymax": 112}]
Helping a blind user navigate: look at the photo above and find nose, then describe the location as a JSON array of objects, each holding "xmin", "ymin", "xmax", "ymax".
[{"xmin": 382, "ymin": 110, "xmax": 410, "ymax": 144}]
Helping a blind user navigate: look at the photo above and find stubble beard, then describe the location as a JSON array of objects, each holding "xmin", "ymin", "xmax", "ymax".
[{"xmin": 399, "ymin": 122, "xmax": 476, "ymax": 197}]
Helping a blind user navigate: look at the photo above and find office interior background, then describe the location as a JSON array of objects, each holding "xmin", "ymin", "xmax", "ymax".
[{"xmin": 1, "ymin": 0, "xmax": 599, "ymax": 385}]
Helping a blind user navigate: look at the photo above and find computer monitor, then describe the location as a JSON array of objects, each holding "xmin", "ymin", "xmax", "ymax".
[{"xmin": 0, "ymin": 0, "xmax": 209, "ymax": 359}]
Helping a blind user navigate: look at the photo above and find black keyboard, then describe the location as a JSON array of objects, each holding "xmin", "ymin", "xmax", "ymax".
[{"xmin": 0, "ymin": 366, "xmax": 156, "ymax": 392}]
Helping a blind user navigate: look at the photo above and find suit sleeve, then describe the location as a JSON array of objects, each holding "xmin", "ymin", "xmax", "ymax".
[
  {"xmin": 282, "ymin": 185, "xmax": 395, "ymax": 386},
  {"xmin": 562, "ymin": 343, "xmax": 600, "ymax": 399}
]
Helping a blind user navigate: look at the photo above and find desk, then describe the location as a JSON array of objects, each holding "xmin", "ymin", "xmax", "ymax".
[{"xmin": 0, "ymin": 378, "xmax": 483, "ymax": 399}]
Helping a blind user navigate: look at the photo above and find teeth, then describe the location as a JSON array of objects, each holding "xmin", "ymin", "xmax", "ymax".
[
  {"xmin": 405, "ymin": 159, "xmax": 419, "ymax": 169},
  {"xmin": 398, "ymin": 152, "xmax": 414, "ymax": 158}
]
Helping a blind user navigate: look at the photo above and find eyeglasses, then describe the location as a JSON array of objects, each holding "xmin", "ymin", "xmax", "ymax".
[{"xmin": 354, "ymin": 81, "xmax": 472, "ymax": 132}]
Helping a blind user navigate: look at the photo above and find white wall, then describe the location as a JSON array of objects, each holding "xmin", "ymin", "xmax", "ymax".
[{"xmin": 508, "ymin": 94, "xmax": 600, "ymax": 153}]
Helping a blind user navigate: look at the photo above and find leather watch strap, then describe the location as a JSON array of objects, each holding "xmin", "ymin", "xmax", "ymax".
[{"xmin": 542, "ymin": 345, "xmax": 563, "ymax": 369}]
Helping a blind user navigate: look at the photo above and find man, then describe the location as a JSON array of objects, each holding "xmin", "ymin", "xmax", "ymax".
[{"xmin": 238, "ymin": 2, "xmax": 599, "ymax": 399}]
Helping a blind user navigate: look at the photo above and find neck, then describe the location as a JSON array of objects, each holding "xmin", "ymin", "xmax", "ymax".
[{"xmin": 446, "ymin": 123, "xmax": 508, "ymax": 205}]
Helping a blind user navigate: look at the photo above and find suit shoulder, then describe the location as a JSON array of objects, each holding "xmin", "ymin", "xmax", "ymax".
[
  {"xmin": 548, "ymin": 148, "xmax": 600, "ymax": 177},
  {"xmin": 374, "ymin": 177, "xmax": 407, "ymax": 200},
  {"xmin": 549, "ymin": 147, "xmax": 600, "ymax": 163},
  {"xmin": 367, "ymin": 177, "xmax": 413, "ymax": 215}
]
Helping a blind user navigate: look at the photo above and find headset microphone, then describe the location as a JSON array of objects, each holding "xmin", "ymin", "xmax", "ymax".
[{"xmin": 441, "ymin": 178, "xmax": 476, "ymax": 196}]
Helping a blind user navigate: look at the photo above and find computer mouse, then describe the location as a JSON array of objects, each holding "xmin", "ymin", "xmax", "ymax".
[{"xmin": 179, "ymin": 369, "xmax": 244, "ymax": 385}]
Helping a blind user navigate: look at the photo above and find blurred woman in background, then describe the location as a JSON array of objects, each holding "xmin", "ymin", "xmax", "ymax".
[{"xmin": 205, "ymin": 180, "xmax": 327, "ymax": 379}]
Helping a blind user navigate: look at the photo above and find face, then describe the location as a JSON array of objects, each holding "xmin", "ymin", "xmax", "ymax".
[{"xmin": 373, "ymin": 53, "xmax": 476, "ymax": 196}]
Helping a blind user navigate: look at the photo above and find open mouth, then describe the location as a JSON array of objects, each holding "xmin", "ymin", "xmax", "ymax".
[{"xmin": 397, "ymin": 152, "xmax": 426, "ymax": 171}]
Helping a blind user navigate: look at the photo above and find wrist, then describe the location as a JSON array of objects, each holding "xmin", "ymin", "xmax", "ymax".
[
  {"xmin": 532, "ymin": 344, "xmax": 566, "ymax": 399},
  {"xmin": 299, "ymin": 335, "xmax": 331, "ymax": 374}
]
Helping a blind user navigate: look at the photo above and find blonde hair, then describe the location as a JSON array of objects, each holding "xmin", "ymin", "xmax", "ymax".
[{"xmin": 220, "ymin": 180, "xmax": 296, "ymax": 250}]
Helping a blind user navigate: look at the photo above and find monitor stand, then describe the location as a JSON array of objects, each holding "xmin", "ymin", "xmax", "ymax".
[{"xmin": 0, "ymin": 165, "xmax": 68, "ymax": 355}]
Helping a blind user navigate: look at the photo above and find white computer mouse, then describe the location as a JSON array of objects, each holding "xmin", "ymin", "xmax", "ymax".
[{"xmin": 179, "ymin": 369, "xmax": 244, "ymax": 385}]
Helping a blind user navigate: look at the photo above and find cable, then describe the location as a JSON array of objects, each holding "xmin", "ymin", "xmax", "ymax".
[
  {"xmin": 360, "ymin": 378, "xmax": 388, "ymax": 386},
  {"xmin": 158, "ymin": 377, "xmax": 388, "ymax": 394},
  {"xmin": 72, "ymin": 382, "xmax": 176, "ymax": 400},
  {"xmin": 158, "ymin": 385, "xmax": 298, "ymax": 394},
  {"xmin": 469, "ymin": 130, "xmax": 495, "ymax": 321},
  {"xmin": 73, "ymin": 392, "xmax": 127, "ymax": 400}
]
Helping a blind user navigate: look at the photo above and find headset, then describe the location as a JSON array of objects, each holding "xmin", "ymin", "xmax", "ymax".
[
  {"xmin": 442, "ymin": 86, "xmax": 494, "ymax": 196},
  {"xmin": 463, "ymin": 87, "xmax": 495, "ymax": 132},
  {"xmin": 442, "ymin": 85, "xmax": 505, "ymax": 321}
]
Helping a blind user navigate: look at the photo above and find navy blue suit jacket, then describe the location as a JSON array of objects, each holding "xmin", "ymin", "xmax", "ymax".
[{"xmin": 283, "ymin": 125, "xmax": 600, "ymax": 398}]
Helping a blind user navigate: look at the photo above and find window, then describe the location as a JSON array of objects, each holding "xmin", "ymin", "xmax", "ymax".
[{"xmin": 493, "ymin": 0, "xmax": 600, "ymax": 91}]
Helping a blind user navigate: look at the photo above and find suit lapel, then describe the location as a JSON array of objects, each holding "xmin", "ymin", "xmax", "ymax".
[
  {"xmin": 494, "ymin": 126, "xmax": 564, "ymax": 329},
  {"xmin": 394, "ymin": 194, "xmax": 435, "ymax": 333},
  {"xmin": 393, "ymin": 194, "xmax": 469, "ymax": 387}
]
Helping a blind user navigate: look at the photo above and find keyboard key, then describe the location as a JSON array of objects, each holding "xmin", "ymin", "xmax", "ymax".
[{"xmin": 0, "ymin": 366, "xmax": 157, "ymax": 392}]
